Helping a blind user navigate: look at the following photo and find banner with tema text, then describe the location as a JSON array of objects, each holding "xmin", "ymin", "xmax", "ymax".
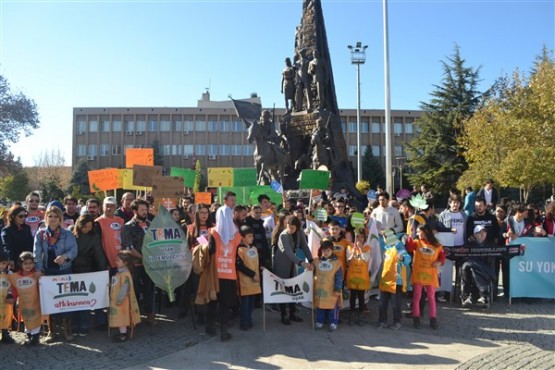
[
  {"xmin": 88, "ymin": 168, "xmax": 119, "ymax": 193},
  {"xmin": 125, "ymin": 148, "xmax": 153, "ymax": 168},
  {"xmin": 39, "ymin": 271, "xmax": 109, "ymax": 315},
  {"xmin": 262, "ymin": 269, "xmax": 313, "ymax": 304},
  {"xmin": 299, "ymin": 169, "xmax": 330, "ymax": 190},
  {"xmin": 510, "ymin": 236, "xmax": 555, "ymax": 299},
  {"xmin": 207, "ymin": 167, "xmax": 233, "ymax": 187},
  {"xmin": 170, "ymin": 167, "xmax": 196, "ymax": 188},
  {"xmin": 120, "ymin": 169, "xmax": 152, "ymax": 191}
]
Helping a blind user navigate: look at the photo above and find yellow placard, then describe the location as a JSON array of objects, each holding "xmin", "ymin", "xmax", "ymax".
[{"xmin": 207, "ymin": 167, "xmax": 233, "ymax": 187}]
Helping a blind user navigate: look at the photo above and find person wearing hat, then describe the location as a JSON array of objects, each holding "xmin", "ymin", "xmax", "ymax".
[
  {"xmin": 460, "ymin": 225, "xmax": 497, "ymax": 308},
  {"xmin": 95, "ymin": 197, "xmax": 125, "ymax": 271},
  {"xmin": 314, "ymin": 238, "xmax": 343, "ymax": 332}
]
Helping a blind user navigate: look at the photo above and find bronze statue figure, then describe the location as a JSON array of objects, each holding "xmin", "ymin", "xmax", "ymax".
[{"xmin": 282, "ymin": 58, "xmax": 296, "ymax": 113}]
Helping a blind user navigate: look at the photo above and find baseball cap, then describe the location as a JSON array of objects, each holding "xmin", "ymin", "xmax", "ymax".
[
  {"xmin": 103, "ymin": 197, "xmax": 117, "ymax": 205},
  {"xmin": 473, "ymin": 225, "xmax": 486, "ymax": 235}
]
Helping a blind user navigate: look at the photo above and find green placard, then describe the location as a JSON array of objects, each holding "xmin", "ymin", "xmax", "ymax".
[
  {"xmin": 142, "ymin": 207, "xmax": 192, "ymax": 302},
  {"xmin": 350, "ymin": 212, "xmax": 365, "ymax": 228},
  {"xmin": 249, "ymin": 186, "xmax": 282, "ymax": 206},
  {"xmin": 233, "ymin": 168, "xmax": 257, "ymax": 187},
  {"xmin": 315, "ymin": 208, "xmax": 328, "ymax": 221},
  {"xmin": 299, "ymin": 169, "xmax": 330, "ymax": 190},
  {"xmin": 170, "ymin": 167, "xmax": 196, "ymax": 188},
  {"xmin": 218, "ymin": 187, "xmax": 248, "ymax": 205}
]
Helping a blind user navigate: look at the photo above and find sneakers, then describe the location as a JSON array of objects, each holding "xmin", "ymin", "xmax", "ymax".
[
  {"xmin": 329, "ymin": 323, "xmax": 337, "ymax": 332},
  {"xmin": 0, "ymin": 332, "xmax": 15, "ymax": 344},
  {"xmin": 112, "ymin": 333, "xmax": 128, "ymax": 343},
  {"xmin": 477, "ymin": 296, "xmax": 487, "ymax": 305},
  {"xmin": 315, "ymin": 322, "xmax": 323, "ymax": 330},
  {"xmin": 430, "ymin": 317, "xmax": 438, "ymax": 330},
  {"xmin": 437, "ymin": 295, "xmax": 447, "ymax": 303},
  {"xmin": 266, "ymin": 304, "xmax": 278, "ymax": 313},
  {"xmin": 377, "ymin": 322, "xmax": 388, "ymax": 329},
  {"xmin": 413, "ymin": 317, "xmax": 421, "ymax": 328},
  {"xmin": 462, "ymin": 297, "xmax": 473, "ymax": 307},
  {"xmin": 390, "ymin": 322, "xmax": 402, "ymax": 330}
]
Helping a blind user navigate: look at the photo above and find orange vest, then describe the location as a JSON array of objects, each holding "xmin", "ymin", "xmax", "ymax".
[
  {"xmin": 331, "ymin": 237, "xmax": 350, "ymax": 276},
  {"xmin": 8, "ymin": 271, "xmax": 42, "ymax": 330},
  {"xmin": 380, "ymin": 247, "xmax": 408, "ymax": 293},
  {"xmin": 237, "ymin": 245, "xmax": 261, "ymax": 296},
  {"xmin": 96, "ymin": 216, "xmax": 125, "ymax": 269},
  {"xmin": 109, "ymin": 270, "xmax": 141, "ymax": 328},
  {"xmin": 211, "ymin": 230, "xmax": 241, "ymax": 280},
  {"xmin": 314, "ymin": 257, "xmax": 342, "ymax": 309},
  {"xmin": 0, "ymin": 273, "xmax": 14, "ymax": 330},
  {"xmin": 410, "ymin": 240, "xmax": 442, "ymax": 288},
  {"xmin": 346, "ymin": 245, "xmax": 371, "ymax": 290}
]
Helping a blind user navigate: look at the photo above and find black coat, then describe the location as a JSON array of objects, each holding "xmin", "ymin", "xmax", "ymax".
[
  {"xmin": 72, "ymin": 232, "xmax": 108, "ymax": 273},
  {"xmin": 1, "ymin": 224, "xmax": 34, "ymax": 267}
]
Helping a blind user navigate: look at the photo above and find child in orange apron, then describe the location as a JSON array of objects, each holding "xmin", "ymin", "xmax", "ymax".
[
  {"xmin": 314, "ymin": 239, "xmax": 343, "ymax": 332},
  {"xmin": 346, "ymin": 228, "xmax": 371, "ymax": 326},
  {"xmin": 235, "ymin": 226, "xmax": 262, "ymax": 331},
  {"xmin": 109, "ymin": 251, "xmax": 141, "ymax": 342},
  {"xmin": 0, "ymin": 251, "xmax": 15, "ymax": 344},
  {"xmin": 8, "ymin": 252, "xmax": 42, "ymax": 345}
]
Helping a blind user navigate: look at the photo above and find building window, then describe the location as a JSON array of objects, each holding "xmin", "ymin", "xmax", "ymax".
[
  {"xmin": 232, "ymin": 145, "xmax": 242, "ymax": 156},
  {"xmin": 220, "ymin": 145, "xmax": 230, "ymax": 155},
  {"xmin": 160, "ymin": 120, "xmax": 170, "ymax": 132},
  {"xmin": 183, "ymin": 145, "xmax": 194, "ymax": 156},
  {"xmin": 195, "ymin": 119, "xmax": 206, "ymax": 132},
  {"xmin": 348, "ymin": 121, "xmax": 357, "ymax": 133},
  {"xmin": 89, "ymin": 120, "xmax": 98, "ymax": 132},
  {"xmin": 394, "ymin": 123, "xmax": 403, "ymax": 135},
  {"xmin": 88, "ymin": 145, "xmax": 97, "ymax": 156},
  {"xmin": 77, "ymin": 145, "xmax": 86, "ymax": 156},
  {"xmin": 395, "ymin": 145, "xmax": 403, "ymax": 157},
  {"xmin": 101, "ymin": 120, "xmax": 110, "ymax": 132},
  {"xmin": 232, "ymin": 120, "xmax": 243, "ymax": 132},
  {"xmin": 184, "ymin": 120, "xmax": 194, "ymax": 132},
  {"xmin": 221, "ymin": 120, "xmax": 231, "ymax": 132},
  {"xmin": 147, "ymin": 118, "xmax": 158, "ymax": 132},
  {"xmin": 125, "ymin": 121, "xmax": 135, "ymax": 133},
  {"xmin": 112, "ymin": 117, "xmax": 122, "ymax": 132},
  {"xmin": 99, "ymin": 144, "xmax": 110, "ymax": 156},
  {"xmin": 136, "ymin": 120, "xmax": 146, "ymax": 132},
  {"xmin": 348, "ymin": 145, "xmax": 357, "ymax": 156},
  {"xmin": 341, "ymin": 122, "xmax": 347, "ymax": 132},
  {"xmin": 371, "ymin": 122, "xmax": 381, "ymax": 133},
  {"xmin": 173, "ymin": 119, "xmax": 182, "ymax": 132},
  {"xmin": 208, "ymin": 120, "xmax": 218, "ymax": 132},
  {"xmin": 372, "ymin": 145, "xmax": 380, "ymax": 157},
  {"xmin": 171, "ymin": 145, "xmax": 182, "ymax": 156},
  {"xmin": 405, "ymin": 122, "xmax": 414, "ymax": 134},
  {"xmin": 77, "ymin": 121, "xmax": 86, "ymax": 134},
  {"xmin": 162, "ymin": 145, "xmax": 170, "ymax": 156},
  {"xmin": 244, "ymin": 145, "xmax": 254, "ymax": 156},
  {"xmin": 112, "ymin": 145, "xmax": 121, "ymax": 155},
  {"xmin": 207, "ymin": 145, "xmax": 218, "ymax": 156},
  {"xmin": 195, "ymin": 145, "xmax": 206, "ymax": 155},
  {"xmin": 361, "ymin": 121, "xmax": 369, "ymax": 133}
]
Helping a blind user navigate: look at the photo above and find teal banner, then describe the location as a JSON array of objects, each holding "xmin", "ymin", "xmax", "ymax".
[{"xmin": 510, "ymin": 237, "xmax": 555, "ymax": 299}]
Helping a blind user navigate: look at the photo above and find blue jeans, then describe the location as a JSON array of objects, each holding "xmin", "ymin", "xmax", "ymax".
[
  {"xmin": 240, "ymin": 295, "xmax": 255, "ymax": 329},
  {"xmin": 316, "ymin": 304, "xmax": 339, "ymax": 325}
]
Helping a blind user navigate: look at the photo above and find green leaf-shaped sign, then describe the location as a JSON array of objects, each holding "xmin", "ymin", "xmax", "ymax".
[
  {"xmin": 89, "ymin": 282, "xmax": 96, "ymax": 294},
  {"xmin": 303, "ymin": 281, "xmax": 310, "ymax": 293},
  {"xmin": 142, "ymin": 206, "xmax": 192, "ymax": 302}
]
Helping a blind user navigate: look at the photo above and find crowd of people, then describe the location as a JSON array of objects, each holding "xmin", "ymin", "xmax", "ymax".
[{"xmin": 0, "ymin": 180, "xmax": 553, "ymax": 346}]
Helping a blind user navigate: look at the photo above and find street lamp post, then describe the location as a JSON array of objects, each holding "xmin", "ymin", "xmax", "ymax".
[{"xmin": 348, "ymin": 42, "xmax": 368, "ymax": 184}]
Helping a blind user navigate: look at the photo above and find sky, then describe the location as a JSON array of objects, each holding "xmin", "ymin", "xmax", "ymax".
[{"xmin": 1, "ymin": 0, "xmax": 553, "ymax": 167}]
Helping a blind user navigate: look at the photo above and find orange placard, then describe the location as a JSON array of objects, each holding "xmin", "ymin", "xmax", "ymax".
[
  {"xmin": 125, "ymin": 148, "xmax": 154, "ymax": 168},
  {"xmin": 195, "ymin": 192, "xmax": 212, "ymax": 205},
  {"xmin": 88, "ymin": 168, "xmax": 119, "ymax": 193}
]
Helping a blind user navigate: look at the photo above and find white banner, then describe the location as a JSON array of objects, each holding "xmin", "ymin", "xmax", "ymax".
[
  {"xmin": 262, "ymin": 269, "xmax": 313, "ymax": 304},
  {"xmin": 436, "ymin": 232, "xmax": 455, "ymax": 247},
  {"xmin": 39, "ymin": 271, "xmax": 110, "ymax": 315}
]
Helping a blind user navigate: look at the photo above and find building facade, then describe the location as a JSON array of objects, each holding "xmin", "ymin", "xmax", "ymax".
[{"xmin": 72, "ymin": 93, "xmax": 422, "ymax": 178}]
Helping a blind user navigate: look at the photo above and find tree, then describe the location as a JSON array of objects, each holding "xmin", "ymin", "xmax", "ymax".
[
  {"xmin": 151, "ymin": 139, "xmax": 165, "ymax": 168},
  {"xmin": 193, "ymin": 159, "xmax": 201, "ymax": 193},
  {"xmin": 361, "ymin": 146, "xmax": 385, "ymax": 190},
  {"xmin": 0, "ymin": 75, "xmax": 40, "ymax": 175},
  {"xmin": 459, "ymin": 48, "xmax": 555, "ymax": 202},
  {"xmin": 67, "ymin": 160, "xmax": 91, "ymax": 197},
  {"xmin": 406, "ymin": 45, "xmax": 481, "ymax": 197},
  {"xmin": 0, "ymin": 169, "xmax": 30, "ymax": 201}
]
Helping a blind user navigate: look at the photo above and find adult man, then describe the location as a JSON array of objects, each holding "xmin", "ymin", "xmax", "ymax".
[
  {"xmin": 466, "ymin": 197, "xmax": 499, "ymax": 244},
  {"xmin": 62, "ymin": 195, "xmax": 79, "ymax": 228},
  {"xmin": 370, "ymin": 192, "xmax": 404, "ymax": 234},
  {"xmin": 244, "ymin": 205, "xmax": 271, "ymax": 271},
  {"xmin": 179, "ymin": 197, "xmax": 194, "ymax": 224},
  {"xmin": 24, "ymin": 192, "xmax": 44, "ymax": 237},
  {"xmin": 85, "ymin": 198, "xmax": 101, "ymax": 219},
  {"xmin": 463, "ymin": 186, "xmax": 476, "ymax": 217},
  {"xmin": 477, "ymin": 179, "xmax": 499, "ymax": 210},
  {"xmin": 258, "ymin": 194, "xmax": 275, "ymax": 245},
  {"xmin": 95, "ymin": 197, "xmax": 125, "ymax": 270},
  {"xmin": 115, "ymin": 192, "xmax": 135, "ymax": 224},
  {"xmin": 121, "ymin": 199, "xmax": 156, "ymax": 326}
]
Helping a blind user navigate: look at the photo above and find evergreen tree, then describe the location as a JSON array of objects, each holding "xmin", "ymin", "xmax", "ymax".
[
  {"xmin": 406, "ymin": 45, "xmax": 481, "ymax": 197},
  {"xmin": 151, "ymin": 139, "xmax": 165, "ymax": 169},
  {"xmin": 0, "ymin": 169, "xmax": 30, "ymax": 201},
  {"xmin": 361, "ymin": 146, "xmax": 385, "ymax": 190},
  {"xmin": 67, "ymin": 160, "xmax": 91, "ymax": 196},
  {"xmin": 193, "ymin": 159, "xmax": 201, "ymax": 193}
]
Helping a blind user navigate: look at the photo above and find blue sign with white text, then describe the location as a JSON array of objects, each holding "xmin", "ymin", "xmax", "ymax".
[{"xmin": 510, "ymin": 237, "xmax": 555, "ymax": 299}]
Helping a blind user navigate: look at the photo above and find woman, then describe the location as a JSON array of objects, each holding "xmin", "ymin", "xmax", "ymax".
[
  {"xmin": 272, "ymin": 216, "xmax": 314, "ymax": 325},
  {"xmin": 178, "ymin": 204, "xmax": 213, "ymax": 320},
  {"xmin": 1, "ymin": 206, "xmax": 33, "ymax": 270},
  {"xmin": 71, "ymin": 214, "xmax": 108, "ymax": 336},
  {"xmin": 34, "ymin": 206, "xmax": 78, "ymax": 342},
  {"xmin": 541, "ymin": 202, "xmax": 555, "ymax": 236}
]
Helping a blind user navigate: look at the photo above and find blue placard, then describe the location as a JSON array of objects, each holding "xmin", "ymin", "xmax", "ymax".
[
  {"xmin": 510, "ymin": 237, "xmax": 555, "ymax": 299},
  {"xmin": 367, "ymin": 189, "xmax": 377, "ymax": 201}
]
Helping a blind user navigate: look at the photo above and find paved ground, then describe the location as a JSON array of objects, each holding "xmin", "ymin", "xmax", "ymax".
[{"xmin": 2, "ymin": 295, "xmax": 554, "ymax": 370}]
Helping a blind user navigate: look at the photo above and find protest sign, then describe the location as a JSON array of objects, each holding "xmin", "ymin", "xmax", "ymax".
[
  {"xmin": 299, "ymin": 169, "xmax": 330, "ymax": 190},
  {"xmin": 142, "ymin": 207, "xmax": 192, "ymax": 302},
  {"xmin": 120, "ymin": 169, "xmax": 152, "ymax": 191},
  {"xmin": 170, "ymin": 167, "xmax": 196, "ymax": 188},
  {"xmin": 262, "ymin": 269, "xmax": 313, "ymax": 304},
  {"xmin": 88, "ymin": 168, "xmax": 119, "ymax": 193},
  {"xmin": 125, "ymin": 148, "xmax": 154, "ymax": 168},
  {"xmin": 39, "ymin": 271, "xmax": 109, "ymax": 315},
  {"xmin": 510, "ymin": 237, "xmax": 555, "ymax": 299},
  {"xmin": 207, "ymin": 167, "xmax": 233, "ymax": 187},
  {"xmin": 350, "ymin": 212, "xmax": 365, "ymax": 228},
  {"xmin": 195, "ymin": 192, "xmax": 212, "ymax": 205},
  {"xmin": 233, "ymin": 168, "xmax": 257, "ymax": 187},
  {"xmin": 152, "ymin": 176, "xmax": 185, "ymax": 198},
  {"xmin": 218, "ymin": 187, "xmax": 247, "ymax": 205},
  {"xmin": 133, "ymin": 165, "xmax": 162, "ymax": 187},
  {"xmin": 249, "ymin": 186, "xmax": 282, "ymax": 206}
]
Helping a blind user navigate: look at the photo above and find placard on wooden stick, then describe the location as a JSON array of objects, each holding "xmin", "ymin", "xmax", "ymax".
[
  {"xmin": 133, "ymin": 165, "xmax": 163, "ymax": 187},
  {"xmin": 152, "ymin": 176, "xmax": 185, "ymax": 198}
]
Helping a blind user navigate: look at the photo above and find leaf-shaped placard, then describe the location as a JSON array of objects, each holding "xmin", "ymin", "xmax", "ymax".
[
  {"xmin": 142, "ymin": 206, "xmax": 192, "ymax": 302},
  {"xmin": 409, "ymin": 193, "xmax": 428, "ymax": 211}
]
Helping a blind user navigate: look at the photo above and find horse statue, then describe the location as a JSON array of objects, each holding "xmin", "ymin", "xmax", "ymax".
[{"xmin": 246, "ymin": 120, "xmax": 289, "ymax": 185}]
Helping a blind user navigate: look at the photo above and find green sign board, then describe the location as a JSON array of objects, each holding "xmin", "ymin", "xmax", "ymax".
[
  {"xmin": 170, "ymin": 167, "xmax": 196, "ymax": 188},
  {"xmin": 350, "ymin": 212, "xmax": 365, "ymax": 228},
  {"xmin": 232, "ymin": 168, "xmax": 257, "ymax": 187},
  {"xmin": 299, "ymin": 170, "xmax": 330, "ymax": 190}
]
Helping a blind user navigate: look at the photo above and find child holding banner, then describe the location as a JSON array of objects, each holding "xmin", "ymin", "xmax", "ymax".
[
  {"xmin": 314, "ymin": 239, "xmax": 343, "ymax": 332},
  {"xmin": 235, "ymin": 226, "xmax": 261, "ymax": 331},
  {"xmin": 346, "ymin": 228, "xmax": 371, "ymax": 326},
  {"xmin": 8, "ymin": 252, "xmax": 42, "ymax": 345},
  {"xmin": 0, "ymin": 251, "xmax": 15, "ymax": 344},
  {"xmin": 109, "ymin": 251, "xmax": 141, "ymax": 342}
]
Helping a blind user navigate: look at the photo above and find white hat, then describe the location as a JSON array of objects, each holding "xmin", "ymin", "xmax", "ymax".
[
  {"xmin": 473, "ymin": 225, "xmax": 486, "ymax": 235},
  {"xmin": 103, "ymin": 196, "xmax": 117, "ymax": 205}
]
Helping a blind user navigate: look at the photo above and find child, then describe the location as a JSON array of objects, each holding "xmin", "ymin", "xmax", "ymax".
[
  {"xmin": 0, "ymin": 251, "xmax": 15, "ymax": 344},
  {"xmin": 235, "ymin": 225, "xmax": 262, "ymax": 331},
  {"xmin": 345, "ymin": 228, "xmax": 371, "ymax": 326},
  {"xmin": 314, "ymin": 239, "xmax": 343, "ymax": 332},
  {"xmin": 109, "ymin": 251, "xmax": 141, "ymax": 342},
  {"xmin": 8, "ymin": 252, "xmax": 42, "ymax": 345},
  {"xmin": 378, "ymin": 229, "xmax": 411, "ymax": 330},
  {"xmin": 328, "ymin": 220, "xmax": 350, "ymax": 278},
  {"xmin": 406, "ymin": 224, "xmax": 444, "ymax": 330}
]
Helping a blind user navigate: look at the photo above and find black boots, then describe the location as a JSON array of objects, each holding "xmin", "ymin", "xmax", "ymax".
[
  {"xmin": 1, "ymin": 330, "xmax": 14, "ymax": 344},
  {"xmin": 220, "ymin": 325, "xmax": 231, "ymax": 342},
  {"xmin": 25, "ymin": 333, "xmax": 40, "ymax": 346}
]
